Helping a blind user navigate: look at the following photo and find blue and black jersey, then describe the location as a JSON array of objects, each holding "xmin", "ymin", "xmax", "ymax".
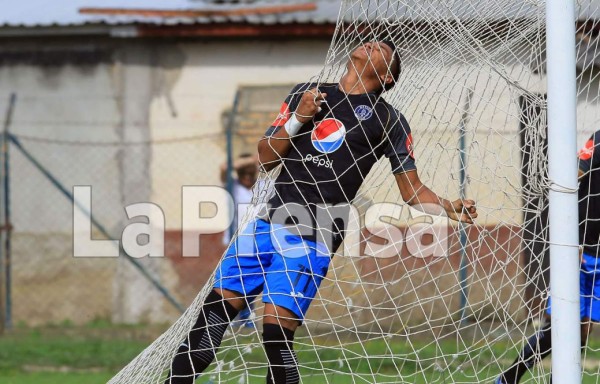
[
  {"xmin": 579, "ymin": 130, "xmax": 600, "ymax": 257},
  {"xmin": 264, "ymin": 82, "xmax": 416, "ymax": 251}
]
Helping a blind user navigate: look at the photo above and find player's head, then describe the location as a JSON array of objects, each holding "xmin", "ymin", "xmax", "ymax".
[
  {"xmin": 380, "ymin": 40, "xmax": 401, "ymax": 91},
  {"xmin": 235, "ymin": 153, "xmax": 258, "ymax": 188},
  {"xmin": 349, "ymin": 40, "xmax": 401, "ymax": 92}
]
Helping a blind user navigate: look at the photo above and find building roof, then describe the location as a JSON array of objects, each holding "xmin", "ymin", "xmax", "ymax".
[{"xmin": 0, "ymin": 0, "xmax": 340, "ymax": 29}]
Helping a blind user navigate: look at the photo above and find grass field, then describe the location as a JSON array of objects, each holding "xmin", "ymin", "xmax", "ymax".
[
  {"xmin": 0, "ymin": 321, "xmax": 154, "ymax": 384},
  {"xmin": 2, "ymin": 322, "xmax": 600, "ymax": 384}
]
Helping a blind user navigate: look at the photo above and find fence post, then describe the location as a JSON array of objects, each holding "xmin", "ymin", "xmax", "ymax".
[
  {"xmin": 226, "ymin": 90, "xmax": 240, "ymax": 241},
  {"xmin": 546, "ymin": 1, "xmax": 581, "ymax": 383},
  {"xmin": 458, "ymin": 89, "xmax": 472, "ymax": 324},
  {"xmin": 0, "ymin": 93, "xmax": 15, "ymax": 332}
]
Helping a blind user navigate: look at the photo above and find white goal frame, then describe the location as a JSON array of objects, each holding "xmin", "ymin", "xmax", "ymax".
[{"xmin": 546, "ymin": 0, "xmax": 581, "ymax": 383}]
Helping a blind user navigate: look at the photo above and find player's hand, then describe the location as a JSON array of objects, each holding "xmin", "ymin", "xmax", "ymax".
[
  {"xmin": 295, "ymin": 88, "xmax": 327, "ymax": 124},
  {"xmin": 446, "ymin": 199, "xmax": 477, "ymax": 224}
]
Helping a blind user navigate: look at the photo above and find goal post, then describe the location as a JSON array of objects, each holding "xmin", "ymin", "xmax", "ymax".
[{"xmin": 546, "ymin": 0, "xmax": 581, "ymax": 383}]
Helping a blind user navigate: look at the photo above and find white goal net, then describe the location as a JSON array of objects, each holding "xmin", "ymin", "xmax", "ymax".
[{"xmin": 110, "ymin": 1, "xmax": 599, "ymax": 383}]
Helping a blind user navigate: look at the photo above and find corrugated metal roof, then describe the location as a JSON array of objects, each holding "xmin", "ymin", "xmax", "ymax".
[
  {"xmin": 335, "ymin": 1, "xmax": 600, "ymax": 22},
  {"xmin": 0, "ymin": 0, "xmax": 340, "ymax": 28},
  {"xmin": 2, "ymin": 0, "xmax": 600, "ymax": 30}
]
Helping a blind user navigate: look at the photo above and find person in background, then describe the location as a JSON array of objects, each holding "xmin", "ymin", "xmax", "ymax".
[{"xmin": 220, "ymin": 153, "xmax": 259, "ymax": 328}]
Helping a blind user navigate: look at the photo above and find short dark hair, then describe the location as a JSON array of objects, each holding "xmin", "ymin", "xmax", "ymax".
[
  {"xmin": 235, "ymin": 153, "xmax": 256, "ymax": 176},
  {"xmin": 381, "ymin": 40, "xmax": 402, "ymax": 91}
]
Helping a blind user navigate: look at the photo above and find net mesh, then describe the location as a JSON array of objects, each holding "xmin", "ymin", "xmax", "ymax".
[{"xmin": 109, "ymin": 0, "xmax": 597, "ymax": 383}]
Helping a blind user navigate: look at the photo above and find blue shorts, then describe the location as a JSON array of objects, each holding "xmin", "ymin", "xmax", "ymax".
[
  {"xmin": 214, "ymin": 219, "xmax": 331, "ymax": 320},
  {"xmin": 547, "ymin": 252, "xmax": 600, "ymax": 322}
]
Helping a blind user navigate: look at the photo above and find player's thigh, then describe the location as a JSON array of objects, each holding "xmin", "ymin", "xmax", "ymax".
[
  {"xmin": 263, "ymin": 240, "xmax": 331, "ymax": 321},
  {"xmin": 547, "ymin": 264, "xmax": 590, "ymax": 319},
  {"xmin": 214, "ymin": 220, "xmax": 270, "ymax": 298},
  {"xmin": 586, "ymin": 254, "xmax": 600, "ymax": 322}
]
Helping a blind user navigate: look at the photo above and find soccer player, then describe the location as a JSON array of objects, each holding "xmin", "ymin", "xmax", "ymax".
[
  {"xmin": 495, "ymin": 130, "xmax": 600, "ymax": 384},
  {"xmin": 166, "ymin": 40, "xmax": 477, "ymax": 384}
]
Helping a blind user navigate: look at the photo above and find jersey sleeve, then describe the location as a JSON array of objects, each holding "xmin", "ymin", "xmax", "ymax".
[
  {"xmin": 264, "ymin": 83, "xmax": 310, "ymax": 137},
  {"xmin": 578, "ymin": 130, "xmax": 600, "ymax": 173},
  {"xmin": 384, "ymin": 111, "xmax": 417, "ymax": 174}
]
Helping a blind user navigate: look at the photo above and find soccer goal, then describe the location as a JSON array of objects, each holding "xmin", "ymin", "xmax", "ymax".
[{"xmin": 110, "ymin": 0, "xmax": 586, "ymax": 383}]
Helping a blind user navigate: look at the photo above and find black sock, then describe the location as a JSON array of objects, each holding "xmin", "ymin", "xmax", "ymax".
[
  {"xmin": 263, "ymin": 323, "xmax": 299, "ymax": 384},
  {"xmin": 165, "ymin": 290, "xmax": 239, "ymax": 384},
  {"xmin": 501, "ymin": 319, "xmax": 552, "ymax": 384}
]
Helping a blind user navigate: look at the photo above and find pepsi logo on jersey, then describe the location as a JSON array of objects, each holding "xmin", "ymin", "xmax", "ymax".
[
  {"xmin": 311, "ymin": 118, "xmax": 346, "ymax": 154},
  {"xmin": 303, "ymin": 154, "xmax": 334, "ymax": 169}
]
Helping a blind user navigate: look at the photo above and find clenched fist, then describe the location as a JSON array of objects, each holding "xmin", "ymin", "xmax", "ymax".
[{"xmin": 295, "ymin": 88, "xmax": 327, "ymax": 124}]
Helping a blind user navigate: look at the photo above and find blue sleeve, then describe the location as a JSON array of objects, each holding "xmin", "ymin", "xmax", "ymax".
[
  {"xmin": 578, "ymin": 131, "xmax": 600, "ymax": 173},
  {"xmin": 264, "ymin": 83, "xmax": 311, "ymax": 137},
  {"xmin": 384, "ymin": 111, "xmax": 417, "ymax": 174}
]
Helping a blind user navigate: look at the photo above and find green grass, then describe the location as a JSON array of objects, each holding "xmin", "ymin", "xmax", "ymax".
[
  {"xmin": 0, "ymin": 371, "xmax": 115, "ymax": 384},
  {"xmin": 2, "ymin": 325, "xmax": 600, "ymax": 383},
  {"xmin": 200, "ymin": 337, "xmax": 518, "ymax": 384},
  {"xmin": 0, "ymin": 326, "xmax": 152, "ymax": 384}
]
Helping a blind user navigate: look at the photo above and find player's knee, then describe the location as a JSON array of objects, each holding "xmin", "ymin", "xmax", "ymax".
[
  {"xmin": 581, "ymin": 321, "xmax": 593, "ymax": 346},
  {"xmin": 263, "ymin": 322, "xmax": 295, "ymax": 344},
  {"xmin": 263, "ymin": 304, "xmax": 300, "ymax": 331},
  {"xmin": 212, "ymin": 288, "xmax": 247, "ymax": 311},
  {"xmin": 188, "ymin": 290, "xmax": 239, "ymax": 351},
  {"xmin": 201, "ymin": 290, "xmax": 240, "ymax": 323},
  {"xmin": 168, "ymin": 290, "xmax": 239, "ymax": 382}
]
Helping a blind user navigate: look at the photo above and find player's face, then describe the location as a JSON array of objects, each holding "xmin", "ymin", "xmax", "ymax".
[{"xmin": 350, "ymin": 41, "xmax": 395, "ymax": 83}]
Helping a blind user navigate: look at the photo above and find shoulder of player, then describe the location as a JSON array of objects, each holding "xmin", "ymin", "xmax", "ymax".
[
  {"xmin": 374, "ymin": 102, "xmax": 408, "ymax": 127},
  {"xmin": 291, "ymin": 82, "xmax": 336, "ymax": 93}
]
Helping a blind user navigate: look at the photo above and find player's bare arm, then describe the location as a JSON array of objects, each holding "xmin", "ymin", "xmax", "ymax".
[
  {"xmin": 395, "ymin": 170, "xmax": 477, "ymax": 224},
  {"xmin": 258, "ymin": 88, "xmax": 327, "ymax": 171}
]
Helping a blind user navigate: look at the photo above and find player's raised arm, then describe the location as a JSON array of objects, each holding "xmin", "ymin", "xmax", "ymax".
[
  {"xmin": 384, "ymin": 111, "xmax": 477, "ymax": 224},
  {"xmin": 394, "ymin": 170, "xmax": 477, "ymax": 224},
  {"xmin": 258, "ymin": 87, "xmax": 326, "ymax": 171}
]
